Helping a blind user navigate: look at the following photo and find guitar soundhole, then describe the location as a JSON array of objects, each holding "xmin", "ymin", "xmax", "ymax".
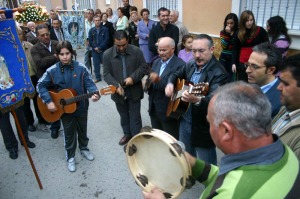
[{"xmin": 60, "ymin": 99, "xmax": 66, "ymax": 106}]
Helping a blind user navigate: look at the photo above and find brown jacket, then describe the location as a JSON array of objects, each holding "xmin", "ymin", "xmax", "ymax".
[
  {"xmin": 272, "ymin": 106, "xmax": 300, "ymax": 160},
  {"xmin": 31, "ymin": 40, "xmax": 59, "ymax": 78}
]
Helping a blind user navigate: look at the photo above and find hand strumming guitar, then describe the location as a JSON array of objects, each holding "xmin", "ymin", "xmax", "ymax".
[
  {"xmin": 47, "ymin": 102, "xmax": 57, "ymax": 112},
  {"xmin": 165, "ymin": 83, "xmax": 174, "ymax": 97}
]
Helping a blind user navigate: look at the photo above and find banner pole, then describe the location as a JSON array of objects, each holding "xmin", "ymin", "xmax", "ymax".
[{"xmin": 11, "ymin": 109, "xmax": 43, "ymax": 190}]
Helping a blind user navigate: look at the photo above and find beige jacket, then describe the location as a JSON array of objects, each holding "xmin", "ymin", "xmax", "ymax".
[
  {"xmin": 22, "ymin": 41, "xmax": 37, "ymax": 77},
  {"xmin": 272, "ymin": 106, "xmax": 300, "ymax": 160}
]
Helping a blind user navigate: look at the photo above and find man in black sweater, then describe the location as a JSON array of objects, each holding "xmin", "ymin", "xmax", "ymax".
[{"xmin": 148, "ymin": 7, "xmax": 179, "ymax": 56}]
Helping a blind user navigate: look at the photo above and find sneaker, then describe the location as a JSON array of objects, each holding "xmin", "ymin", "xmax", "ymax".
[
  {"xmin": 36, "ymin": 123, "xmax": 49, "ymax": 132},
  {"xmin": 81, "ymin": 150, "xmax": 94, "ymax": 161},
  {"xmin": 67, "ymin": 157, "xmax": 76, "ymax": 172}
]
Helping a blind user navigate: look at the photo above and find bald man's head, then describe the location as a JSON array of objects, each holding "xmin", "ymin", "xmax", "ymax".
[{"xmin": 157, "ymin": 37, "xmax": 175, "ymax": 61}]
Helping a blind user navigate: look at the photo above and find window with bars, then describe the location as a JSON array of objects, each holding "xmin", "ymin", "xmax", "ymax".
[
  {"xmin": 145, "ymin": 0, "xmax": 178, "ymax": 20},
  {"xmin": 75, "ymin": 0, "xmax": 96, "ymax": 10},
  {"xmin": 239, "ymin": 0, "xmax": 300, "ymax": 31}
]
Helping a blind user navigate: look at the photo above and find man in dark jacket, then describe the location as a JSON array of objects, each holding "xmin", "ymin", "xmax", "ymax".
[
  {"xmin": 165, "ymin": 34, "xmax": 228, "ymax": 165},
  {"xmin": 148, "ymin": 7, "xmax": 179, "ymax": 56},
  {"xmin": 31, "ymin": 24, "xmax": 61, "ymax": 138},
  {"xmin": 122, "ymin": 0, "xmax": 131, "ymax": 19},
  {"xmin": 89, "ymin": 15, "xmax": 109, "ymax": 83},
  {"xmin": 103, "ymin": 30, "xmax": 148, "ymax": 145},
  {"xmin": 246, "ymin": 43, "xmax": 281, "ymax": 118},
  {"xmin": 50, "ymin": 18, "xmax": 64, "ymax": 41},
  {"xmin": 148, "ymin": 37, "xmax": 185, "ymax": 139}
]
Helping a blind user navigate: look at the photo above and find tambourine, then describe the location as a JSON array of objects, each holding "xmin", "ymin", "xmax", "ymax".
[{"xmin": 125, "ymin": 126, "xmax": 195, "ymax": 199}]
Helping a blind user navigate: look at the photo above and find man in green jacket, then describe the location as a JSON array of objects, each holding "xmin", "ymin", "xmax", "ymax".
[{"xmin": 143, "ymin": 81, "xmax": 300, "ymax": 199}]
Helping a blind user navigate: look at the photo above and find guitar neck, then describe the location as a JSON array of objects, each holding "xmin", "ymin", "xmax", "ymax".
[{"xmin": 64, "ymin": 90, "xmax": 99, "ymax": 105}]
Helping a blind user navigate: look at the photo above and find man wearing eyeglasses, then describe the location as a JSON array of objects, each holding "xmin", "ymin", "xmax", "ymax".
[
  {"xmin": 246, "ymin": 42, "xmax": 281, "ymax": 118},
  {"xmin": 31, "ymin": 24, "xmax": 61, "ymax": 138},
  {"xmin": 165, "ymin": 34, "xmax": 228, "ymax": 165}
]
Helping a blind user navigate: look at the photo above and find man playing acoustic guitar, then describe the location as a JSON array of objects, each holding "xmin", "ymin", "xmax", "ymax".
[
  {"xmin": 37, "ymin": 41, "xmax": 100, "ymax": 172},
  {"xmin": 165, "ymin": 34, "xmax": 228, "ymax": 165},
  {"xmin": 147, "ymin": 37, "xmax": 186, "ymax": 139}
]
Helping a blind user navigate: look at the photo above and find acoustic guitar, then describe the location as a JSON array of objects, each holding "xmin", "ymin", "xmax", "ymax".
[
  {"xmin": 166, "ymin": 79, "xmax": 209, "ymax": 119},
  {"xmin": 37, "ymin": 85, "xmax": 116, "ymax": 122}
]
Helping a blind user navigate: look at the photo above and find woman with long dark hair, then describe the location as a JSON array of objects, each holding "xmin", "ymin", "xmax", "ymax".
[
  {"xmin": 220, "ymin": 13, "xmax": 238, "ymax": 81},
  {"xmin": 267, "ymin": 16, "xmax": 291, "ymax": 59},
  {"xmin": 232, "ymin": 10, "xmax": 269, "ymax": 81}
]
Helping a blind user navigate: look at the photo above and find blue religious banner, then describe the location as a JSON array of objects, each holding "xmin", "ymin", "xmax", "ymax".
[
  {"xmin": 0, "ymin": 19, "xmax": 35, "ymax": 113},
  {"xmin": 58, "ymin": 10, "xmax": 85, "ymax": 50}
]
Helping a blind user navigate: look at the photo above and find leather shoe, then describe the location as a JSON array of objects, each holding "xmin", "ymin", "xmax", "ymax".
[
  {"xmin": 119, "ymin": 135, "xmax": 132, "ymax": 146},
  {"xmin": 21, "ymin": 140, "xmax": 36, "ymax": 148},
  {"xmin": 9, "ymin": 149, "xmax": 18, "ymax": 159},
  {"xmin": 51, "ymin": 130, "xmax": 59, "ymax": 139},
  {"xmin": 28, "ymin": 124, "xmax": 36, "ymax": 132}
]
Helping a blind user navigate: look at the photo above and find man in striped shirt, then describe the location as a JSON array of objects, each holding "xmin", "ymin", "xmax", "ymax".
[
  {"xmin": 272, "ymin": 53, "xmax": 300, "ymax": 160},
  {"xmin": 144, "ymin": 81, "xmax": 300, "ymax": 199}
]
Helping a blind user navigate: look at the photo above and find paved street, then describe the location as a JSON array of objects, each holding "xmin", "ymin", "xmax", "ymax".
[{"xmin": 0, "ymin": 49, "xmax": 219, "ymax": 199}]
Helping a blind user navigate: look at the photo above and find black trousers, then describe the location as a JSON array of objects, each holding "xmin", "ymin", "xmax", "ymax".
[
  {"xmin": 61, "ymin": 112, "xmax": 89, "ymax": 161},
  {"xmin": 115, "ymin": 99, "xmax": 142, "ymax": 137},
  {"xmin": 23, "ymin": 75, "xmax": 48, "ymax": 125},
  {"xmin": 150, "ymin": 109, "xmax": 179, "ymax": 140},
  {"xmin": 0, "ymin": 107, "xmax": 30, "ymax": 151},
  {"xmin": 237, "ymin": 62, "xmax": 248, "ymax": 82}
]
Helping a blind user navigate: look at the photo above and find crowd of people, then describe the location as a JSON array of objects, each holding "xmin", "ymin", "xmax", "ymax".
[{"xmin": 1, "ymin": 1, "xmax": 300, "ymax": 198}]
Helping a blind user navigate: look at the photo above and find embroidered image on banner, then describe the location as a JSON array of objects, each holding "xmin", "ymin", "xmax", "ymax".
[
  {"xmin": 59, "ymin": 10, "xmax": 85, "ymax": 50},
  {"xmin": 0, "ymin": 19, "xmax": 35, "ymax": 113}
]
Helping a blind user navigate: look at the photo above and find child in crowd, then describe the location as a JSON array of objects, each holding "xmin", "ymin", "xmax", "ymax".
[
  {"xmin": 178, "ymin": 34, "xmax": 193, "ymax": 63},
  {"xmin": 37, "ymin": 41, "xmax": 100, "ymax": 172}
]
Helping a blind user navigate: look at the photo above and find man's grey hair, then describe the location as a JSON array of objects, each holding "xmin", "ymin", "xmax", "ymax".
[
  {"xmin": 171, "ymin": 10, "xmax": 179, "ymax": 17},
  {"xmin": 212, "ymin": 81, "xmax": 272, "ymax": 138},
  {"xmin": 194, "ymin": 34, "xmax": 214, "ymax": 48},
  {"xmin": 27, "ymin": 21, "xmax": 35, "ymax": 27}
]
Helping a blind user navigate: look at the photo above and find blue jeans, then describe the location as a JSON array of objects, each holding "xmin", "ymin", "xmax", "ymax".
[
  {"xmin": 193, "ymin": 146, "xmax": 217, "ymax": 165},
  {"xmin": 92, "ymin": 51, "xmax": 103, "ymax": 81},
  {"xmin": 179, "ymin": 118, "xmax": 195, "ymax": 156},
  {"xmin": 180, "ymin": 117, "xmax": 217, "ymax": 165}
]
